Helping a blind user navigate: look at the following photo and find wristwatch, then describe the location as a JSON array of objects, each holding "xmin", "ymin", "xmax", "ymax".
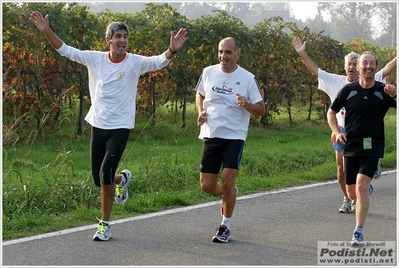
[{"xmin": 168, "ymin": 46, "xmax": 177, "ymax": 54}]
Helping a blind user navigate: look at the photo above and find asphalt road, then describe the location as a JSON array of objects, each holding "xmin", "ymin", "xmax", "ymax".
[{"xmin": 2, "ymin": 171, "xmax": 396, "ymax": 267}]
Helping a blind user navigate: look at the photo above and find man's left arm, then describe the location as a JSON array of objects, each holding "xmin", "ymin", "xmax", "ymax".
[
  {"xmin": 236, "ymin": 76, "xmax": 266, "ymax": 116},
  {"xmin": 384, "ymin": 84, "xmax": 397, "ymax": 103},
  {"xmin": 165, "ymin": 28, "xmax": 188, "ymax": 59},
  {"xmin": 242, "ymin": 100, "xmax": 266, "ymax": 116},
  {"xmin": 382, "ymin": 56, "xmax": 397, "ymax": 79}
]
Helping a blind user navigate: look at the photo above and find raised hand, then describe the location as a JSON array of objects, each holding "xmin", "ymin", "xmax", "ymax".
[
  {"xmin": 384, "ymin": 84, "xmax": 397, "ymax": 97},
  {"xmin": 169, "ymin": 28, "xmax": 188, "ymax": 52},
  {"xmin": 292, "ymin": 37, "xmax": 306, "ymax": 54},
  {"xmin": 29, "ymin": 11, "xmax": 49, "ymax": 33}
]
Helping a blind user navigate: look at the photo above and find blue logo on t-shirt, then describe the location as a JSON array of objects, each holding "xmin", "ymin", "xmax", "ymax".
[{"xmin": 212, "ymin": 84, "xmax": 234, "ymax": 95}]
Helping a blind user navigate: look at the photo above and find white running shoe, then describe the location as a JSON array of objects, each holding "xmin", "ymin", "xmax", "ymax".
[
  {"xmin": 93, "ymin": 221, "xmax": 112, "ymax": 241},
  {"xmin": 212, "ymin": 224, "xmax": 231, "ymax": 243},
  {"xmin": 339, "ymin": 198, "xmax": 351, "ymax": 213},
  {"xmin": 350, "ymin": 232, "xmax": 365, "ymax": 248}
]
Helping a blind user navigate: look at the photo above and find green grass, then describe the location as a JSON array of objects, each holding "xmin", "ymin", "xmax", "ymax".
[{"xmin": 2, "ymin": 105, "xmax": 396, "ymax": 241}]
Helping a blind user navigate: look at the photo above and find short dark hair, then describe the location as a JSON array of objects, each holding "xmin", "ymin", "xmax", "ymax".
[
  {"xmin": 106, "ymin": 22, "xmax": 129, "ymax": 39},
  {"xmin": 220, "ymin": 37, "xmax": 240, "ymax": 52},
  {"xmin": 359, "ymin": 51, "xmax": 379, "ymax": 66}
]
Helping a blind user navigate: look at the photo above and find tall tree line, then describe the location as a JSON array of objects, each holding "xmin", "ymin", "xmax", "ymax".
[
  {"xmin": 84, "ymin": 2, "xmax": 397, "ymax": 47},
  {"xmin": 2, "ymin": 2, "xmax": 396, "ymax": 144}
]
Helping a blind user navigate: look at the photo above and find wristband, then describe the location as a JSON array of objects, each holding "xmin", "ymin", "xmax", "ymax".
[{"xmin": 169, "ymin": 46, "xmax": 177, "ymax": 54}]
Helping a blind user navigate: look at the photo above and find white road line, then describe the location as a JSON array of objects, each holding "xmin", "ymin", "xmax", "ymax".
[{"xmin": 3, "ymin": 170, "xmax": 396, "ymax": 246}]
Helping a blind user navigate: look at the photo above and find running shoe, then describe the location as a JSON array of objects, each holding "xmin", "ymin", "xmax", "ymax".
[
  {"xmin": 350, "ymin": 232, "xmax": 365, "ymax": 248},
  {"xmin": 351, "ymin": 199, "xmax": 356, "ymax": 212},
  {"xmin": 115, "ymin": 169, "xmax": 132, "ymax": 205},
  {"xmin": 212, "ymin": 224, "xmax": 231, "ymax": 243},
  {"xmin": 369, "ymin": 184, "xmax": 374, "ymax": 196},
  {"xmin": 373, "ymin": 159, "xmax": 381, "ymax": 179},
  {"xmin": 93, "ymin": 221, "xmax": 112, "ymax": 241},
  {"xmin": 221, "ymin": 186, "xmax": 238, "ymax": 216},
  {"xmin": 339, "ymin": 197, "xmax": 351, "ymax": 213}
]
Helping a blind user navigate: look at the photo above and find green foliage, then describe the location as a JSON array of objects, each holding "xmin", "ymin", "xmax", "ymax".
[
  {"xmin": 2, "ymin": 2, "xmax": 396, "ymax": 144},
  {"xmin": 2, "ymin": 2, "xmax": 102, "ymax": 140}
]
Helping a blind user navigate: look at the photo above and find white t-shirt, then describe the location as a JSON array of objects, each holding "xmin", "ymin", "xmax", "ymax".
[
  {"xmin": 196, "ymin": 64, "xmax": 263, "ymax": 140},
  {"xmin": 318, "ymin": 69, "xmax": 385, "ymax": 127},
  {"xmin": 57, "ymin": 43, "xmax": 171, "ymax": 129}
]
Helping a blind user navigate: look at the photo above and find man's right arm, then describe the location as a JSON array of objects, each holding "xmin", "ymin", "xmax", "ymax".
[
  {"xmin": 196, "ymin": 92, "xmax": 207, "ymax": 126},
  {"xmin": 292, "ymin": 37, "xmax": 319, "ymax": 77},
  {"xmin": 196, "ymin": 92, "xmax": 204, "ymax": 114},
  {"xmin": 327, "ymin": 109, "xmax": 340, "ymax": 136},
  {"xmin": 30, "ymin": 11, "xmax": 63, "ymax": 49}
]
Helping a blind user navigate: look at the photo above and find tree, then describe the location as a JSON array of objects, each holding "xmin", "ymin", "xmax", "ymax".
[
  {"xmin": 317, "ymin": 2, "xmax": 376, "ymax": 42},
  {"xmin": 303, "ymin": 13, "xmax": 333, "ymax": 36},
  {"xmin": 178, "ymin": 2, "xmax": 218, "ymax": 19},
  {"xmin": 3, "ymin": 2, "xmax": 396, "ymax": 144},
  {"xmin": 373, "ymin": 2, "xmax": 397, "ymax": 47},
  {"xmin": 252, "ymin": 17, "xmax": 308, "ymax": 125},
  {"xmin": 3, "ymin": 2, "xmax": 104, "ymax": 141},
  {"xmin": 222, "ymin": 2, "xmax": 251, "ymax": 18}
]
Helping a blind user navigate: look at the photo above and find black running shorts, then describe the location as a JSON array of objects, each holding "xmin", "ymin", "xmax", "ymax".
[
  {"xmin": 200, "ymin": 138, "xmax": 244, "ymax": 174},
  {"xmin": 344, "ymin": 156, "xmax": 379, "ymax": 185}
]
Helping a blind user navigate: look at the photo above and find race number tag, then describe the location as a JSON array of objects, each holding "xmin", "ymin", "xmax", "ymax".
[{"xmin": 363, "ymin": 137, "xmax": 372, "ymax": 149}]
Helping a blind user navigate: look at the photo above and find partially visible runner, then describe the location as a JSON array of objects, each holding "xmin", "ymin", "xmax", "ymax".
[
  {"xmin": 293, "ymin": 37, "xmax": 397, "ymax": 213},
  {"xmin": 195, "ymin": 37, "xmax": 265, "ymax": 243}
]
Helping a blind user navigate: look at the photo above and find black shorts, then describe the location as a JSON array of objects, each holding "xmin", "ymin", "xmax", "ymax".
[
  {"xmin": 344, "ymin": 156, "xmax": 379, "ymax": 185},
  {"xmin": 90, "ymin": 127, "xmax": 130, "ymax": 186},
  {"xmin": 200, "ymin": 138, "xmax": 244, "ymax": 174}
]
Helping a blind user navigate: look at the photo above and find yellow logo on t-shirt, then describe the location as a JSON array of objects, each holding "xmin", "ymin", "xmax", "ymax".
[{"xmin": 117, "ymin": 72, "xmax": 124, "ymax": 80}]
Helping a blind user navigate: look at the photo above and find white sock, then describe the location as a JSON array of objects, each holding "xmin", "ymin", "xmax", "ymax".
[
  {"xmin": 101, "ymin": 220, "xmax": 110, "ymax": 226},
  {"xmin": 221, "ymin": 216, "xmax": 231, "ymax": 230},
  {"xmin": 354, "ymin": 226, "xmax": 363, "ymax": 234}
]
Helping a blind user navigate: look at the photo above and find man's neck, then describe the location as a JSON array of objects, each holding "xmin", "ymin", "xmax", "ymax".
[
  {"xmin": 108, "ymin": 51, "xmax": 126, "ymax": 63},
  {"xmin": 359, "ymin": 78, "xmax": 376, "ymax": 89}
]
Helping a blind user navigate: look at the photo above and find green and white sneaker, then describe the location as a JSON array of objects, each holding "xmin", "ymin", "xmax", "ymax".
[
  {"xmin": 115, "ymin": 169, "xmax": 132, "ymax": 205},
  {"xmin": 93, "ymin": 221, "xmax": 112, "ymax": 241}
]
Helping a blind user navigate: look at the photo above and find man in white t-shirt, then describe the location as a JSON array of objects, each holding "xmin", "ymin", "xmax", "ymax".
[
  {"xmin": 293, "ymin": 37, "xmax": 396, "ymax": 213},
  {"xmin": 195, "ymin": 37, "xmax": 265, "ymax": 243},
  {"xmin": 30, "ymin": 11, "xmax": 188, "ymax": 241}
]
